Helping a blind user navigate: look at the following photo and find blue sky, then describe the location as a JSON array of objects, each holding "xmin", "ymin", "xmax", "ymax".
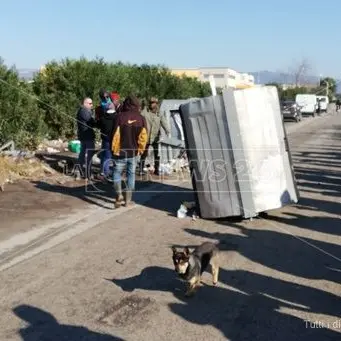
[{"xmin": 1, "ymin": 0, "xmax": 340, "ymax": 77}]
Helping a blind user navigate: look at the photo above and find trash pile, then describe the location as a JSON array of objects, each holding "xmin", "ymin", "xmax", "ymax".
[
  {"xmin": 169, "ymin": 156, "xmax": 189, "ymax": 173},
  {"xmin": 0, "ymin": 154, "xmax": 60, "ymax": 191},
  {"xmin": 36, "ymin": 139, "xmax": 69, "ymax": 153},
  {"xmin": 142, "ymin": 153, "xmax": 190, "ymax": 176}
]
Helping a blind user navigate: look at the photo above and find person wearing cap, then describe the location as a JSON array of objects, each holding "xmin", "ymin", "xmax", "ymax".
[
  {"xmin": 140, "ymin": 97, "xmax": 170, "ymax": 176},
  {"xmin": 110, "ymin": 92, "xmax": 122, "ymax": 113}
]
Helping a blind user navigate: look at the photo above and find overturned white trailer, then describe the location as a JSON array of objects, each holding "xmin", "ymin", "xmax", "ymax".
[{"xmin": 179, "ymin": 86, "xmax": 299, "ymax": 219}]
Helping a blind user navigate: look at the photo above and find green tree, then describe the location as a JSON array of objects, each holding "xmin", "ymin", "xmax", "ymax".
[
  {"xmin": 0, "ymin": 59, "xmax": 47, "ymax": 149},
  {"xmin": 265, "ymin": 83, "xmax": 314, "ymax": 101},
  {"xmin": 32, "ymin": 57, "xmax": 115, "ymax": 139},
  {"xmin": 319, "ymin": 77, "xmax": 337, "ymax": 100},
  {"xmin": 32, "ymin": 57, "xmax": 211, "ymax": 139},
  {"xmin": 281, "ymin": 86, "xmax": 313, "ymax": 101}
]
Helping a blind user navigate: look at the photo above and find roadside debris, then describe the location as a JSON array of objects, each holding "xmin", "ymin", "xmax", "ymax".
[
  {"xmin": 158, "ymin": 159, "xmax": 190, "ymax": 175},
  {"xmin": 142, "ymin": 159, "xmax": 188, "ymax": 175},
  {"xmin": 177, "ymin": 201, "xmax": 197, "ymax": 219},
  {"xmin": 143, "ymin": 147, "xmax": 189, "ymax": 175},
  {"xmin": 192, "ymin": 211, "xmax": 198, "ymax": 221},
  {"xmin": 159, "ymin": 163, "xmax": 173, "ymax": 175},
  {"xmin": 37, "ymin": 139, "xmax": 68, "ymax": 153},
  {"xmin": 0, "ymin": 150, "xmax": 35, "ymax": 158},
  {"xmin": 171, "ymin": 157, "xmax": 189, "ymax": 172},
  {"xmin": 183, "ymin": 201, "xmax": 195, "ymax": 209},
  {"xmin": 0, "ymin": 155, "xmax": 64, "ymax": 192},
  {"xmin": 1, "ymin": 137, "xmax": 187, "ymax": 191},
  {"xmin": 176, "ymin": 204, "xmax": 188, "ymax": 218},
  {"xmin": 92, "ymin": 154, "xmax": 101, "ymax": 165}
]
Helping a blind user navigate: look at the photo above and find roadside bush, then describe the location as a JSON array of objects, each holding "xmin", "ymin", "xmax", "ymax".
[
  {"xmin": 32, "ymin": 57, "xmax": 211, "ymax": 140},
  {"xmin": 0, "ymin": 59, "xmax": 47, "ymax": 150},
  {"xmin": 1, "ymin": 56, "xmax": 211, "ymax": 148}
]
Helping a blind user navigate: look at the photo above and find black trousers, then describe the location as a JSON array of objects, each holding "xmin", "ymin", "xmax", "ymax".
[{"xmin": 140, "ymin": 142, "xmax": 160, "ymax": 173}]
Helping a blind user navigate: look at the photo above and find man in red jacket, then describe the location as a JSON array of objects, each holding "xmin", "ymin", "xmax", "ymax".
[{"xmin": 111, "ymin": 95, "xmax": 148, "ymax": 207}]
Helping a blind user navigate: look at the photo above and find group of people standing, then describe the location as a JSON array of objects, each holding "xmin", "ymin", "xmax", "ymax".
[{"xmin": 76, "ymin": 90, "xmax": 170, "ymax": 207}]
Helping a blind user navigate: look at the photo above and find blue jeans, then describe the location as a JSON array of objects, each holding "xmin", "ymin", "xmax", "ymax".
[
  {"xmin": 78, "ymin": 140, "xmax": 95, "ymax": 177},
  {"xmin": 100, "ymin": 138, "xmax": 112, "ymax": 176},
  {"xmin": 113, "ymin": 157, "xmax": 137, "ymax": 191}
]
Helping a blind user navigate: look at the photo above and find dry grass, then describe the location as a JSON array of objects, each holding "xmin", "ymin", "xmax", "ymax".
[{"xmin": 0, "ymin": 155, "xmax": 57, "ymax": 191}]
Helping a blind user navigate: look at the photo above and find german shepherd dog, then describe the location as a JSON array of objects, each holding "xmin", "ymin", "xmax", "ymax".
[{"xmin": 171, "ymin": 242, "xmax": 220, "ymax": 297}]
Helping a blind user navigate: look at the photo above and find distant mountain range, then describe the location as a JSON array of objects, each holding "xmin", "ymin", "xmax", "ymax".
[
  {"xmin": 248, "ymin": 70, "xmax": 321, "ymax": 85},
  {"xmin": 249, "ymin": 70, "xmax": 341, "ymax": 93}
]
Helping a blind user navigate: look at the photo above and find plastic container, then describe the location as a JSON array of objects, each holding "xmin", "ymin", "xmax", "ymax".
[
  {"xmin": 177, "ymin": 204, "xmax": 188, "ymax": 218},
  {"xmin": 68, "ymin": 140, "xmax": 81, "ymax": 154}
]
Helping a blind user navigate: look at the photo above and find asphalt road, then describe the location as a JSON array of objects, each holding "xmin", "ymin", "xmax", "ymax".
[
  {"xmin": 0, "ymin": 112, "xmax": 327, "ymax": 270},
  {"xmin": 0, "ymin": 109, "xmax": 340, "ymax": 340}
]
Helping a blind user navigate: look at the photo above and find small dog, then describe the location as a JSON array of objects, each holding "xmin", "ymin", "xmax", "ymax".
[{"xmin": 171, "ymin": 242, "xmax": 220, "ymax": 297}]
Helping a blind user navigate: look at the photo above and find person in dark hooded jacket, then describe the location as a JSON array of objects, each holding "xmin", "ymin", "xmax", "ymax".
[
  {"xmin": 96, "ymin": 89, "xmax": 117, "ymax": 178},
  {"xmin": 111, "ymin": 94, "xmax": 148, "ymax": 207}
]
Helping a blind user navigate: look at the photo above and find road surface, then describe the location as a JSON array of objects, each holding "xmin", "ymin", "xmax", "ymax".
[{"xmin": 0, "ymin": 110, "xmax": 340, "ymax": 340}]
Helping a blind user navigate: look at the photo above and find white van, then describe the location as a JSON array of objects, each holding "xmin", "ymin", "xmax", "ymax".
[
  {"xmin": 295, "ymin": 94, "xmax": 318, "ymax": 116},
  {"xmin": 316, "ymin": 96, "xmax": 329, "ymax": 112}
]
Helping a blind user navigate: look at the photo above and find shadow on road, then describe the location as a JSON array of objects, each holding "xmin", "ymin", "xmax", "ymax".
[
  {"xmin": 32, "ymin": 181, "xmax": 115, "ymax": 209},
  {"xmin": 34, "ymin": 151, "xmax": 194, "ymax": 214},
  {"xmin": 294, "ymin": 166, "xmax": 341, "ymax": 199},
  {"xmin": 107, "ymin": 266, "xmax": 178, "ymax": 293},
  {"xmin": 265, "ymin": 210, "xmax": 341, "ymax": 236},
  {"xmin": 292, "ymin": 148, "xmax": 341, "ymax": 196},
  {"xmin": 184, "ymin": 226, "xmax": 341, "ymax": 283},
  {"xmin": 168, "ymin": 269, "xmax": 341, "ymax": 341},
  {"xmin": 13, "ymin": 304, "xmax": 123, "ymax": 341},
  {"xmin": 108, "ymin": 264, "xmax": 341, "ymax": 341},
  {"xmin": 267, "ymin": 145, "xmax": 341, "ymax": 237},
  {"xmin": 32, "ymin": 180, "xmax": 194, "ymax": 214}
]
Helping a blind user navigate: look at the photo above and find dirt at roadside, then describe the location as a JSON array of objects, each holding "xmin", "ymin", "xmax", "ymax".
[
  {"xmin": 0, "ymin": 159, "xmax": 182, "ymax": 242},
  {"xmin": 0, "ymin": 178, "xmax": 90, "ymax": 240}
]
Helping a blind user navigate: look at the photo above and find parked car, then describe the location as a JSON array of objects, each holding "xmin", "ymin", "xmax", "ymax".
[
  {"xmin": 280, "ymin": 100, "xmax": 302, "ymax": 122},
  {"xmin": 295, "ymin": 94, "xmax": 318, "ymax": 117}
]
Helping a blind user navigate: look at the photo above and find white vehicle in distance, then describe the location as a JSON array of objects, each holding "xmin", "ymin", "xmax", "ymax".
[
  {"xmin": 295, "ymin": 94, "xmax": 318, "ymax": 117},
  {"xmin": 316, "ymin": 95, "xmax": 329, "ymax": 113}
]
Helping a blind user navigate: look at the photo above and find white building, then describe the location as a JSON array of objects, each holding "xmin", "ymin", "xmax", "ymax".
[{"xmin": 171, "ymin": 67, "xmax": 255, "ymax": 89}]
